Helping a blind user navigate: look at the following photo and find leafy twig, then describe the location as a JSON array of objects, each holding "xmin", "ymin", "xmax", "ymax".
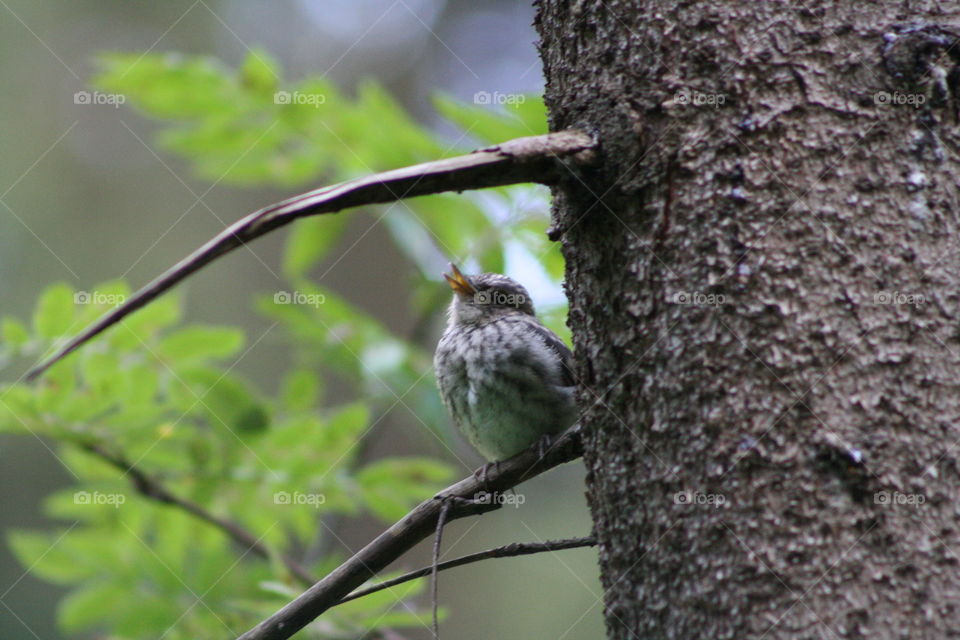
[{"xmin": 80, "ymin": 442, "xmax": 316, "ymax": 585}]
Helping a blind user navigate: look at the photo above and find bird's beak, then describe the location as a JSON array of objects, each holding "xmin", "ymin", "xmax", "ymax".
[{"xmin": 443, "ymin": 263, "xmax": 475, "ymax": 297}]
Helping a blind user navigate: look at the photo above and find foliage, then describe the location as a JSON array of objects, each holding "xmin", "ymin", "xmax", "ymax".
[
  {"xmin": 0, "ymin": 49, "xmax": 563, "ymax": 638},
  {"xmin": 2, "ymin": 284, "xmax": 446, "ymax": 638}
]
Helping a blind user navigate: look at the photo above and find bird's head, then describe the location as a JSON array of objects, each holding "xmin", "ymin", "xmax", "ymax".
[{"xmin": 443, "ymin": 263, "xmax": 535, "ymax": 324}]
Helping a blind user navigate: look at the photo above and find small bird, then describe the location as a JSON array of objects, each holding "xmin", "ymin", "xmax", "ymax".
[{"xmin": 433, "ymin": 264, "xmax": 577, "ymax": 461}]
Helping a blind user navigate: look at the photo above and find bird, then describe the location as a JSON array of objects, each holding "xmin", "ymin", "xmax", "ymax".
[{"xmin": 433, "ymin": 264, "xmax": 577, "ymax": 461}]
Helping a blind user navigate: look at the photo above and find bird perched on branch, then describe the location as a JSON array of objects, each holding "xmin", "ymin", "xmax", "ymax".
[{"xmin": 433, "ymin": 264, "xmax": 577, "ymax": 461}]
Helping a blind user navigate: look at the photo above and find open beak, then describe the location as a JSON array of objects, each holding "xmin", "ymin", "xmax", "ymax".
[{"xmin": 443, "ymin": 263, "xmax": 475, "ymax": 297}]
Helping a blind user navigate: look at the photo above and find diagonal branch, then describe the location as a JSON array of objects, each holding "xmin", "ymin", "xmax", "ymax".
[
  {"xmin": 236, "ymin": 425, "xmax": 583, "ymax": 640},
  {"xmin": 26, "ymin": 130, "xmax": 596, "ymax": 381},
  {"xmin": 336, "ymin": 535, "xmax": 596, "ymax": 606},
  {"xmin": 79, "ymin": 442, "xmax": 316, "ymax": 585}
]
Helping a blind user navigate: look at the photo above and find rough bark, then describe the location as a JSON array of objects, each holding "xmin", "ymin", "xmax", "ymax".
[{"xmin": 536, "ymin": 2, "xmax": 960, "ymax": 638}]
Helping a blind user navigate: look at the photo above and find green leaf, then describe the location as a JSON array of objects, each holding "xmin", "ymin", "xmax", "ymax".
[
  {"xmin": 94, "ymin": 52, "xmax": 446, "ymax": 187},
  {"xmin": 233, "ymin": 404, "xmax": 270, "ymax": 435},
  {"xmin": 157, "ymin": 326, "xmax": 245, "ymax": 362},
  {"xmin": 282, "ymin": 215, "xmax": 348, "ymax": 279},
  {"xmin": 410, "ymin": 193, "xmax": 498, "ymax": 268},
  {"xmin": 346, "ymin": 81, "xmax": 447, "ymax": 169},
  {"xmin": 511, "ymin": 94, "xmax": 551, "ymax": 134},
  {"xmin": 8, "ymin": 530, "xmax": 93, "ymax": 585},
  {"xmin": 0, "ymin": 384, "xmax": 37, "ymax": 432},
  {"xmin": 169, "ymin": 366, "xmax": 267, "ymax": 436},
  {"xmin": 96, "ymin": 52, "xmax": 237, "ymax": 119},
  {"xmin": 357, "ymin": 457, "xmax": 454, "ymax": 521},
  {"xmin": 433, "ymin": 93, "xmax": 547, "ymax": 143},
  {"xmin": 280, "ymin": 369, "xmax": 321, "ymax": 412},
  {"xmin": 80, "ymin": 351, "xmax": 120, "ymax": 391},
  {"xmin": 58, "ymin": 581, "xmax": 129, "ymax": 631},
  {"xmin": 112, "ymin": 293, "xmax": 181, "ymax": 349},
  {"xmin": 323, "ymin": 403, "xmax": 370, "ymax": 450},
  {"xmin": 112, "ymin": 591, "xmax": 184, "ymax": 637},
  {"xmin": 33, "ymin": 283, "xmax": 75, "ymax": 339},
  {"xmin": 240, "ymin": 50, "xmax": 279, "ymax": 94},
  {"xmin": 115, "ymin": 362, "xmax": 160, "ymax": 408},
  {"xmin": 2, "ymin": 317, "xmax": 29, "ymax": 348},
  {"xmin": 36, "ymin": 358, "xmax": 77, "ymax": 420}
]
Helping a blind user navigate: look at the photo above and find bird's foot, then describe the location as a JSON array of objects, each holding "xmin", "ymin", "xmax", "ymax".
[
  {"xmin": 473, "ymin": 461, "xmax": 500, "ymax": 489},
  {"xmin": 536, "ymin": 433, "xmax": 555, "ymax": 460},
  {"xmin": 431, "ymin": 493, "xmax": 479, "ymax": 508}
]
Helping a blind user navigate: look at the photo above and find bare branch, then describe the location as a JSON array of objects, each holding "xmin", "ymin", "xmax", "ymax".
[
  {"xmin": 431, "ymin": 497, "xmax": 453, "ymax": 638},
  {"xmin": 236, "ymin": 425, "xmax": 583, "ymax": 640},
  {"xmin": 26, "ymin": 130, "xmax": 596, "ymax": 381},
  {"xmin": 80, "ymin": 442, "xmax": 316, "ymax": 585},
  {"xmin": 337, "ymin": 535, "xmax": 596, "ymax": 606}
]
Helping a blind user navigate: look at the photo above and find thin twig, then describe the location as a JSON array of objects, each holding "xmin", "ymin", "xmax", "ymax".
[
  {"xmin": 337, "ymin": 535, "xmax": 596, "ymax": 606},
  {"xmin": 26, "ymin": 130, "xmax": 596, "ymax": 381},
  {"xmin": 80, "ymin": 442, "xmax": 316, "ymax": 585},
  {"xmin": 236, "ymin": 425, "xmax": 583, "ymax": 640},
  {"xmin": 431, "ymin": 498, "xmax": 454, "ymax": 639}
]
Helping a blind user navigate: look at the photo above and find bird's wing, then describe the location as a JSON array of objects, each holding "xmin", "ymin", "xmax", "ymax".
[{"xmin": 529, "ymin": 322, "xmax": 576, "ymax": 387}]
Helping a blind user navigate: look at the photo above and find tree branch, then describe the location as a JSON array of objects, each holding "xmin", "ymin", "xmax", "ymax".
[
  {"xmin": 26, "ymin": 130, "xmax": 596, "ymax": 381},
  {"xmin": 337, "ymin": 535, "xmax": 596, "ymax": 606},
  {"xmin": 236, "ymin": 425, "xmax": 583, "ymax": 640},
  {"xmin": 79, "ymin": 442, "xmax": 316, "ymax": 585}
]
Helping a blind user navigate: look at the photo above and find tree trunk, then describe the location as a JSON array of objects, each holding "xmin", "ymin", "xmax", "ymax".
[{"xmin": 536, "ymin": 2, "xmax": 960, "ymax": 638}]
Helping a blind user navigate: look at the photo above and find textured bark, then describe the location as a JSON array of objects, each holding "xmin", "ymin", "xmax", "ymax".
[{"xmin": 537, "ymin": 2, "xmax": 960, "ymax": 639}]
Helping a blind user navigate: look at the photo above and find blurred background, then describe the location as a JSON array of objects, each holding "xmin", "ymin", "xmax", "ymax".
[{"xmin": 0, "ymin": 1, "xmax": 600, "ymax": 638}]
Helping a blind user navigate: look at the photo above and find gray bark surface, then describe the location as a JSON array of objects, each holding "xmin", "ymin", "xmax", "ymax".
[{"xmin": 536, "ymin": 2, "xmax": 960, "ymax": 638}]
